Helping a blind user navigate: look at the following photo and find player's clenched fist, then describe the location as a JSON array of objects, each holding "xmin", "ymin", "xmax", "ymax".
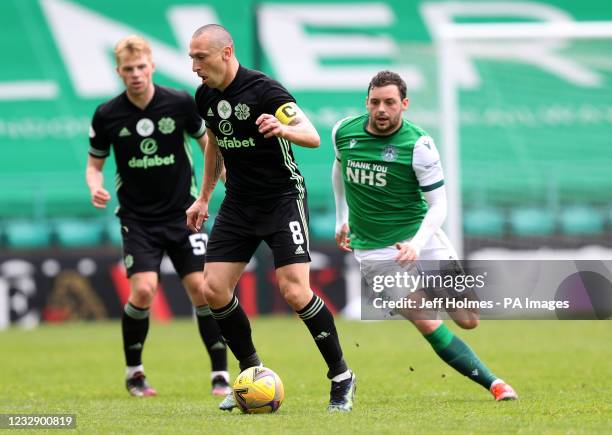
[
  {"xmin": 186, "ymin": 197, "xmax": 209, "ymax": 232},
  {"xmin": 335, "ymin": 223, "xmax": 352, "ymax": 252},
  {"xmin": 256, "ymin": 113, "xmax": 285, "ymax": 139},
  {"xmin": 90, "ymin": 187, "xmax": 111, "ymax": 208},
  {"xmin": 394, "ymin": 242, "xmax": 419, "ymax": 267}
]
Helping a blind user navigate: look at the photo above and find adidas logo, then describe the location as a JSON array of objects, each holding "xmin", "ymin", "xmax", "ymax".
[
  {"xmin": 314, "ymin": 331, "xmax": 330, "ymax": 341},
  {"xmin": 295, "ymin": 245, "xmax": 305, "ymax": 255},
  {"xmin": 128, "ymin": 342, "xmax": 143, "ymax": 350},
  {"xmin": 207, "ymin": 108, "xmax": 214, "ymax": 117},
  {"xmin": 471, "ymin": 369, "xmax": 479, "ymax": 377},
  {"xmin": 119, "ymin": 127, "xmax": 131, "ymax": 137}
]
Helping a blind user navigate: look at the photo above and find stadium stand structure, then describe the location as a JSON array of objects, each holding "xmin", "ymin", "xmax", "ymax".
[
  {"xmin": 2, "ymin": 172, "xmax": 612, "ymax": 249},
  {"xmin": 1, "ymin": 2, "xmax": 611, "ymax": 251}
]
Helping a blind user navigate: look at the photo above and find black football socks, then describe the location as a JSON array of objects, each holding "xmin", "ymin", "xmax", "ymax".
[
  {"xmin": 297, "ymin": 294, "xmax": 348, "ymax": 379},
  {"xmin": 195, "ymin": 304, "xmax": 228, "ymax": 372},
  {"xmin": 122, "ymin": 302, "xmax": 150, "ymax": 367},
  {"xmin": 211, "ymin": 295, "xmax": 261, "ymax": 371}
]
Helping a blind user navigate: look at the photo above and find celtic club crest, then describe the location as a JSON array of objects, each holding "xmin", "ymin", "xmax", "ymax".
[
  {"xmin": 158, "ymin": 117, "xmax": 175, "ymax": 134},
  {"xmin": 235, "ymin": 103, "xmax": 250, "ymax": 120}
]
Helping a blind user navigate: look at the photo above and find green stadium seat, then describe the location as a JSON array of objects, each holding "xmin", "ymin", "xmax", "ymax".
[
  {"xmin": 105, "ymin": 219, "xmax": 122, "ymax": 246},
  {"xmin": 510, "ymin": 208, "xmax": 556, "ymax": 236},
  {"xmin": 4, "ymin": 220, "xmax": 52, "ymax": 248},
  {"xmin": 44, "ymin": 190, "xmax": 93, "ymax": 218},
  {"xmin": 55, "ymin": 219, "xmax": 104, "ymax": 247},
  {"xmin": 560, "ymin": 206, "xmax": 604, "ymax": 235},
  {"xmin": 309, "ymin": 213, "xmax": 336, "ymax": 240},
  {"xmin": 306, "ymin": 189, "xmax": 334, "ymax": 213},
  {"xmin": 0, "ymin": 196, "xmax": 38, "ymax": 219},
  {"xmin": 464, "ymin": 207, "xmax": 505, "ymax": 236}
]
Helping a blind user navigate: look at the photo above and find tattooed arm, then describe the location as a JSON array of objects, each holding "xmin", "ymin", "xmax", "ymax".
[
  {"xmin": 196, "ymin": 130, "xmax": 226, "ymax": 183},
  {"xmin": 186, "ymin": 131, "xmax": 225, "ymax": 231}
]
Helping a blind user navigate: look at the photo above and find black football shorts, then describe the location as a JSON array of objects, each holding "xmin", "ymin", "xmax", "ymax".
[
  {"xmin": 206, "ymin": 195, "xmax": 311, "ymax": 268},
  {"xmin": 119, "ymin": 215, "xmax": 207, "ymax": 278}
]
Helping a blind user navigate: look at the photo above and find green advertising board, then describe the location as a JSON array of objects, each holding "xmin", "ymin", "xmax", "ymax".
[{"xmin": 1, "ymin": 0, "xmax": 612, "ymax": 222}]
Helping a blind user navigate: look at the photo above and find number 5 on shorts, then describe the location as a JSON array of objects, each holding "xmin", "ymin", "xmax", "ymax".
[
  {"xmin": 189, "ymin": 233, "xmax": 208, "ymax": 255},
  {"xmin": 289, "ymin": 221, "xmax": 304, "ymax": 245}
]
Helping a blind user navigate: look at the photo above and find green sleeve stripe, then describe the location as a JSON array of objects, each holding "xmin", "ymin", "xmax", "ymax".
[
  {"xmin": 420, "ymin": 179, "xmax": 444, "ymax": 192},
  {"xmin": 190, "ymin": 121, "xmax": 206, "ymax": 138},
  {"xmin": 88, "ymin": 147, "xmax": 109, "ymax": 158}
]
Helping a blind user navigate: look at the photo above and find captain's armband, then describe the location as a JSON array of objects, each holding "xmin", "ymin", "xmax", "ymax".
[{"xmin": 275, "ymin": 102, "xmax": 304, "ymax": 126}]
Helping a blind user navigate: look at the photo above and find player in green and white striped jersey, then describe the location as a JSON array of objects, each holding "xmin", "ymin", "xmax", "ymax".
[{"xmin": 332, "ymin": 71, "xmax": 517, "ymax": 401}]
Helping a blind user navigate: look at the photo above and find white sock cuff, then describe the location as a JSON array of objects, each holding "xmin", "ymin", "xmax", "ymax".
[
  {"xmin": 332, "ymin": 369, "xmax": 352, "ymax": 383},
  {"xmin": 211, "ymin": 371, "xmax": 230, "ymax": 382},
  {"xmin": 490, "ymin": 378, "xmax": 504, "ymax": 389},
  {"xmin": 126, "ymin": 365, "xmax": 144, "ymax": 379}
]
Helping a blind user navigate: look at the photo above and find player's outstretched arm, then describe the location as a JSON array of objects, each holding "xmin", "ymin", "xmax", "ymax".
[
  {"xmin": 255, "ymin": 102, "xmax": 320, "ymax": 148},
  {"xmin": 85, "ymin": 155, "xmax": 110, "ymax": 208},
  {"xmin": 332, "ymin": 159, "xmax": 351, "ymax": 252},
  {"xmin": 186, "ymin": 131, "xmax": 223, "ymax": 232}
]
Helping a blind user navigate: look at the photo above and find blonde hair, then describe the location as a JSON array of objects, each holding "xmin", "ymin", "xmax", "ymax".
[{"xmin": 114, "ymin": 35, "xmax": 152, "ymax": 65}]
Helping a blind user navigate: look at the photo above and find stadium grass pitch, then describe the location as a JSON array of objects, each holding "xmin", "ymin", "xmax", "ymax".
[{"xmin": 1, "ymin": 317, "xmax": 610, "ymax": 434}]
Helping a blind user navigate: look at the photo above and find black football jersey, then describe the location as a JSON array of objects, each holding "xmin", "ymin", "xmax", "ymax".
[
  {"xmin": 89, "ymin": 85, "xmax": 206, "ymax": 222},
  {"xmin": 195, "ymin": 65, "xmax": 306, "ymax": 202}
]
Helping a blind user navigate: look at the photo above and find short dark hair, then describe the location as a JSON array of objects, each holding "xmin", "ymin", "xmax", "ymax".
[
  {"xmin": 367, "ymin": 71, "xmax": 407, "ymax": 100},
  {"xmin": 192, "ymin": 24, "xmax": 234, "ymax": 48}
]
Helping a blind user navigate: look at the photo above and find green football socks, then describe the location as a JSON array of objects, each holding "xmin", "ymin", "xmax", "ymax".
[{"xmin": 424, "ymin": 323, "xmax": 496, "ymax": 389}]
